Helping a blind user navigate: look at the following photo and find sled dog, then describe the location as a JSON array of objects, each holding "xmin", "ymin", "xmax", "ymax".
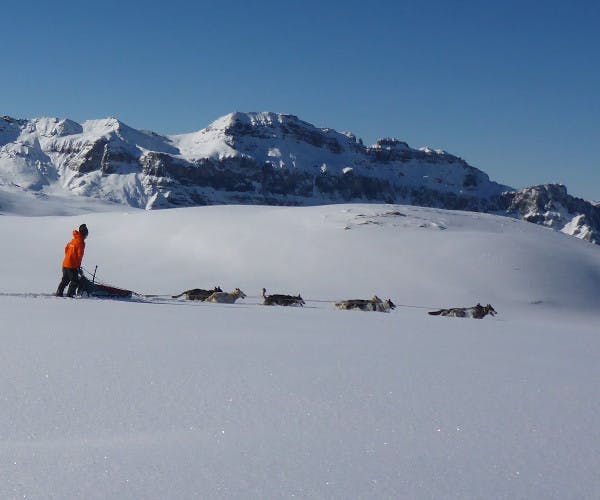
[
  {"xmin": 428, "ymin": 303, "xmax": 497, "ymax": 319},
  {"xmin": 334, "ymin": 296, "xmax": 396, "ymax": 313},
  {"xmin": 262, "ymin": 288, "xmax": 305, "ymax": 306},
  {"xmin": 206, "ymin": 288, "xmax": 247, "ymax": 304},
  {"xmin": 172, "ymin": 286, "xmax": 222, "ymax": 301}
]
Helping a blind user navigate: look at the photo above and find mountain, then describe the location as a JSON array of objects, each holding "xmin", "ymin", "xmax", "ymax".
[
  {"xmin": 1, "ymin": 112, "xmax": 598, "ymax": 243},
  {"xmin": 498, "ymin": 184, "xmax": 600, "ymax": 243}
]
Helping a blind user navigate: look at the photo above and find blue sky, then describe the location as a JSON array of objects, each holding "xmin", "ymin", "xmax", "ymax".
[{"xmin": 3, "ymin": 0, "xmax": 599, "ymax": 200}]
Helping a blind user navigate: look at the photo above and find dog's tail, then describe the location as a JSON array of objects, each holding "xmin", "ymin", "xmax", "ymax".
[
  {"xmin": 262, "ymin": 288, "xmax": 267, "ymax": 299},
  {"xmin": 428, "ymin": 310, "xmax": 443, "ymax": 316},
  {"xmin": 171, "ymin": 291, "xmax": 186, "ymax": 298}
]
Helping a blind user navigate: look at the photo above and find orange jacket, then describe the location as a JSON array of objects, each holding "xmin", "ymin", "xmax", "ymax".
[{"xmin": 62, "ymin": 231, "xmax": 86, "ymax": 269}]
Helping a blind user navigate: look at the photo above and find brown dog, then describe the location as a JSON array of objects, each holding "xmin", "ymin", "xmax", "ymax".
[{"xmin": 172, "ymin": 286, "xmax": 222, "ymax": 301}]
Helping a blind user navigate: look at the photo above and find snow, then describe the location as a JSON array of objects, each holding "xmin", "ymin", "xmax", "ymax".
[
  {"xmin": 1, "ymin": 201, "xmax": 600, "ymax": 499},
  {"xmin": 169, "ymin": 113, "xmax": 240, "ymax": 160},
  {"xmin": 562, "ymin": 214, "xmax": 594, "ymax": 241}
]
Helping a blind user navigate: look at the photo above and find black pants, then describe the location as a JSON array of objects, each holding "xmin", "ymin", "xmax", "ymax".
[{"xmin": 56, "ymin": 268, "xmax": 81, "ymax": 297}]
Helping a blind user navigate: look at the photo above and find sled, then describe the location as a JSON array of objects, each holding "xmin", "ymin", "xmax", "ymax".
[{"xmin": 77, "ymin": 274, "xmax": 133, "ymax": 299}]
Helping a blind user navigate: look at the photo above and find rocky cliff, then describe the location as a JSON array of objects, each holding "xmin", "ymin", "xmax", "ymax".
[{"xmin": 497, "ymin": 184, "xmax": 599, "ymax": 243}]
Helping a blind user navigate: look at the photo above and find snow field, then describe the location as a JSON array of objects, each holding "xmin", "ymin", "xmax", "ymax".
[{"xmin": 1, "ymin": 203, "xmax": 599, "ymax": 499}]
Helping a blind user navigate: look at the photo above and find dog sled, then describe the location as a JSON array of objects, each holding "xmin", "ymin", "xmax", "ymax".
[{"xmin": 77, "ymin": 267, "xmax": 133, "ymax": 299}]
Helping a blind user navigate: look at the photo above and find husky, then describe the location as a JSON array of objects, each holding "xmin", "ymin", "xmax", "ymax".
[
  {"xmin": 428, "ymin": 303, "xmax": 497, "ymax": 319},
  {"xmin": 172, "ymin": 286, "xmax": 222, "ymax": 301},
  {"xmin": 262, "ymin": 288, "xmax": 305, "ymax": 306},
  {"xmin": 334, "ymin": 295, "xmax": 396, "ymax": 313},
  {"xmin": 205, "ymin": 288, "xmax": 247, "ymax": 304}
]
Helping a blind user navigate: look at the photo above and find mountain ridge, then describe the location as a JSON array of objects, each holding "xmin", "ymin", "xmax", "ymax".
[{"xmin": 1, "ymin": 112, "xmax": 598, "ymax": 243}]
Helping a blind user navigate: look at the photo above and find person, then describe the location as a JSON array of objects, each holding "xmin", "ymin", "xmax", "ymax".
[{"xmin": 56, "ymin": 224, "xmax": 89, "ymax": 297}]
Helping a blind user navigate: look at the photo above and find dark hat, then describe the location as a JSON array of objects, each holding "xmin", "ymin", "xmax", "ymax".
[{"xmin": 78, "ymin": 224, "xmax": 89, "ymax": 236}]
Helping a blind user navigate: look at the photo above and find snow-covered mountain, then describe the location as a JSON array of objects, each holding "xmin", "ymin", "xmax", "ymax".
[
  {"xmin": 1, "ymin": 112, "xmax": 598, "ymax": 242},
  {"xmin": 498, "ymin": 184, "xmax": 600, "ymax": 243}
]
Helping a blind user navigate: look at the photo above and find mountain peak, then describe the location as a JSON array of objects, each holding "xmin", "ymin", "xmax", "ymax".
[
  {"xmin": 206, "ymin": 111, "xmax": 304, "ymax": 132},
  {"xmin": 31, "ymin": 117, "xmax": 83, "ymax": 137},
  {"xmin": 82, "ymin": 117, "xmax": 128, "ymax": 135},
  {"xmin": 374, "ymin": 138, "xmax": 410, "ymax": 150}
]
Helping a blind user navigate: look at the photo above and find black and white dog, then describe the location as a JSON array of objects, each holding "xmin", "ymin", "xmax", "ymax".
[
  {"xmin": 334, "ymin": 296, "xmax": 396, "ymax": 313},
  {"xmin": 262, "ymin": 288, "xmax": 305, "ymax": 306},
  {"xmin": 206, "ymin": 288, "xmax": 247, "ymax": 304},
  {"xmin": 428, "ymin": 303, "xmax": 497, "ymax": 319}
]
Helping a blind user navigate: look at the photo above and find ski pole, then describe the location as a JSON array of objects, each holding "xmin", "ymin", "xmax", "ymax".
[{"xmin": 92, "ymin": 265, "xmax": 98, "ymax": 285}]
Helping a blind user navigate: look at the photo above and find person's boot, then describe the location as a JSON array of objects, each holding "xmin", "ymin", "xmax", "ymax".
[{"xmin": 66, "ymin": 282, "xmax": 77, "ymax": 298}]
